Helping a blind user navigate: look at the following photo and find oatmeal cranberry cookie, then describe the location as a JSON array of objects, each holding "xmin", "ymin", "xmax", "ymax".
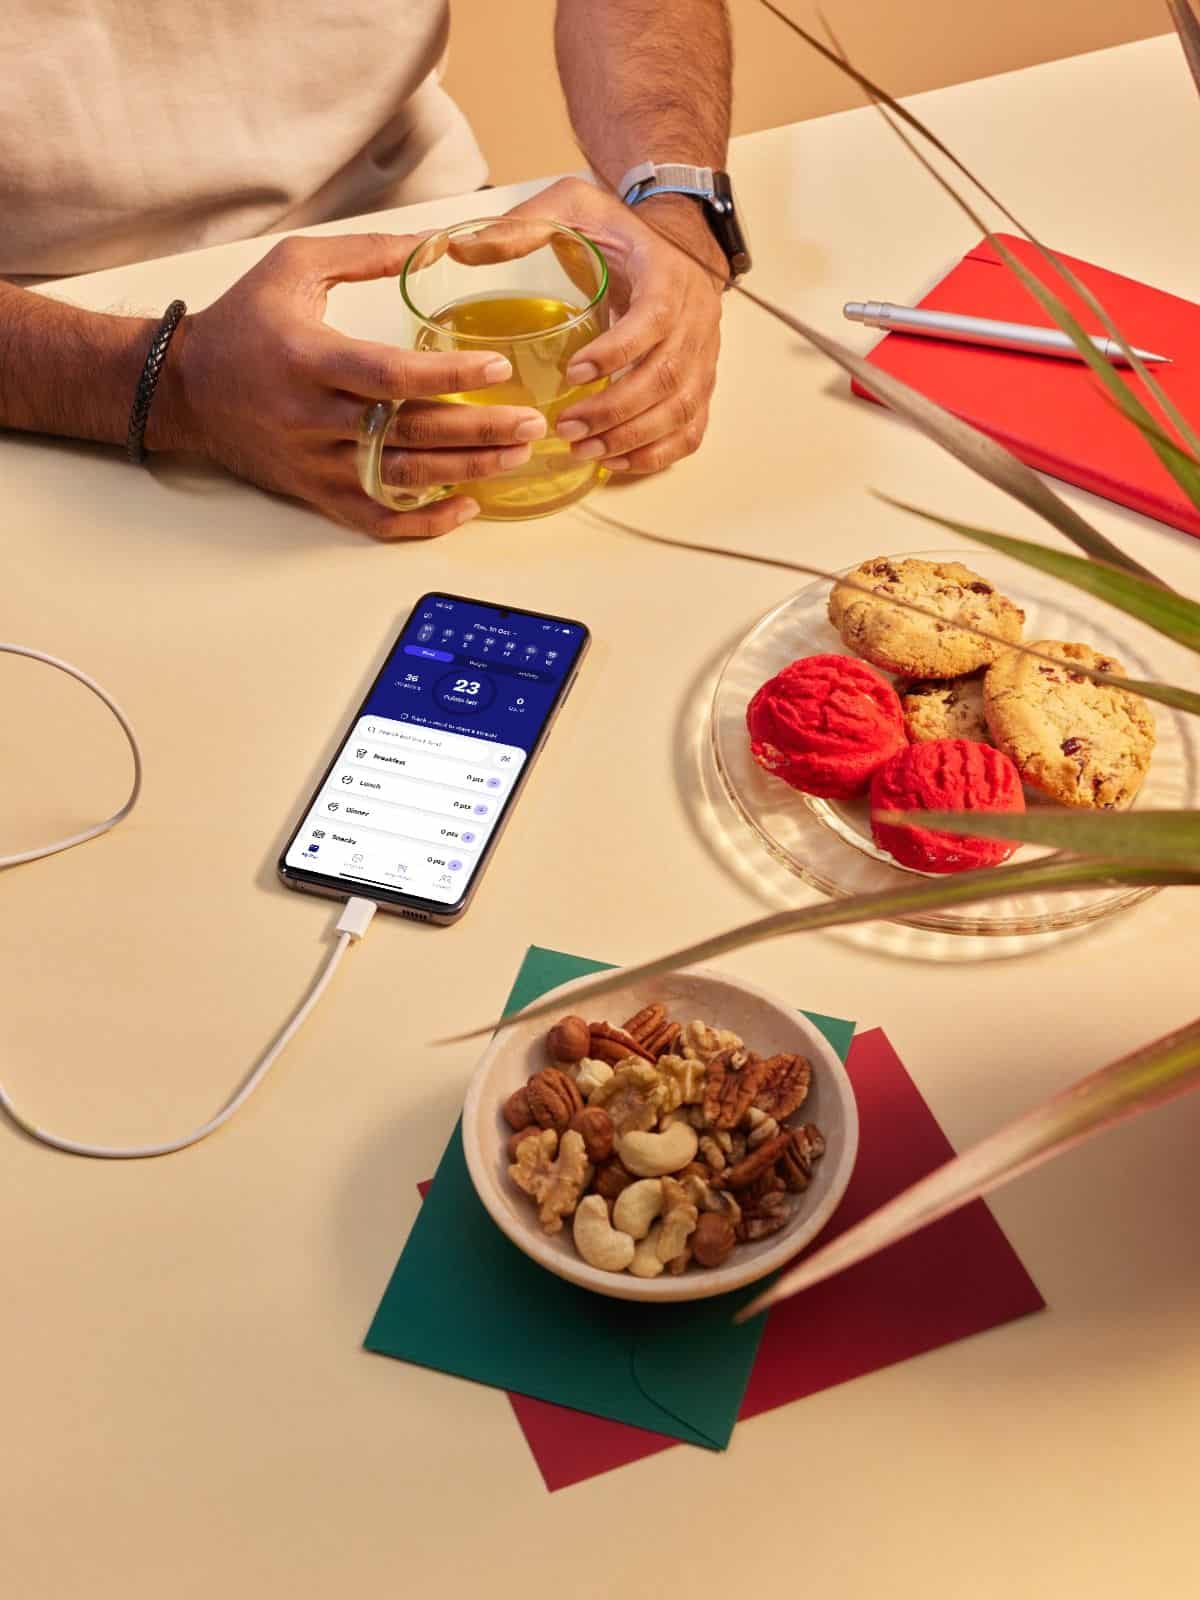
[
  {"xmin": 828, "ymin": 557, "xmax": 1024, "ymax": 677},
  {"xmin": 983, "ymin": 640, "xmax": 1156, "ymax": 809},
  {"xmin": 900, "ymin": 673, "xmax": 991, "ymax": 745}
]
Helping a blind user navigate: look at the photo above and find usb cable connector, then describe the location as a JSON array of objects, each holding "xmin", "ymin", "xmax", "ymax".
[{"xmin": 336, "ymin": 896, "xmax": 378, "ymax": 941}]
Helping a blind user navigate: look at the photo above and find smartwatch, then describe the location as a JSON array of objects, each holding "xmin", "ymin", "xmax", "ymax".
[{"xmin": 617, "ymin": 161, "xmax": 751, "ymax": 280}]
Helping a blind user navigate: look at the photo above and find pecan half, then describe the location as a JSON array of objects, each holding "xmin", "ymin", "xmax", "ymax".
[
  {"xmin": 737, "ymin": 1168, "xmax": 786, "ymax": 1210},
  {"xmin": 778, "ymin": 1123, "xmax": 826, "ymax": 1192},
  {"xmin": 588, "ymin": 1022, "xmax": 655, "ymax": 1066},
  {"xmin": 752, "ymin": 1053, "xmax": 812, "ymax": 1121},
  {"xmin": 502, "ymin": 1085, "xmax": 534, "ymax": 1131},
  {"xmin": 622, "ymin": 1003, "xmax": 667, "ymax": 1044},
  {"xmin": 736, "ymin": 1191, "xmax": 791, "ymax": 1242},
  {"xmin": 644, "ymin": 1020, "xmax": 683, "ymax": 1058},
  {"xmin": 702, "ymin": 1050, "xmax": 769, "ymax": 1131},
  {"xmin": 526, "ymin": 1067, "xmax": 584, "ymax": 1132},
  {"xmin": 721, "ymin": 1130, "xmax": 793, "ymax": 1190}
]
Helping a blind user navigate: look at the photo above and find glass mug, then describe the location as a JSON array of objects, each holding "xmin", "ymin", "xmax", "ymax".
[{"xmin": 357, "ymin": 218, "xmax": 610, "ymax": 522}]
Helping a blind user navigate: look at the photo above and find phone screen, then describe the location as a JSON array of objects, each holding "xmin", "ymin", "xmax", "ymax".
[{"xmin": 280, "ymin": 594, "xmax": 587, "ymax": 911}]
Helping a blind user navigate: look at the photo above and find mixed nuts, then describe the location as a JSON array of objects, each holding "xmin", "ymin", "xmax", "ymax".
[{"xmin": 502, "ymin": 1003, "xmax": 826, "ymax": 1277}]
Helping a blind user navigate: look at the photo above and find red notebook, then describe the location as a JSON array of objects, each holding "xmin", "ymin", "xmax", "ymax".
[{"xmin": 852, "ymin": 233, "xmax": 1200, "ymax": 540}]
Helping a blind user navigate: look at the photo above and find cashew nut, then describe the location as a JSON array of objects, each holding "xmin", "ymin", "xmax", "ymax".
[
  {"xmin": 576, "ymin": 1057, "xmax": 614, "ymax": 1098},
  {"xmin": 612, "ymin": 1178, "xmax": 665, "ymax": 1240},
  {"xmin": 628, "ymin": 1222, "xmax": 666, "ymax": 1278},
  {"xmin": 572, "ymin": 1194, "xmax": 635, "ymax": 1272},
  {"xmin": 745, "ymin": 1106, "xmax": 780, "ymax": 1149},
  {"xmin": 616, "ymin": 1121, "xmax": 699, "ymax": 1178}
]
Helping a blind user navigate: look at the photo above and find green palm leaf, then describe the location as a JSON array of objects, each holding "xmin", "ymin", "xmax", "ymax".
[
  {"xmin": 1168, "ymin": 0, "xmax": 1200, "ymax": 99},
  {"xmin": 877, "ymin": 498, "xmax": 1200, "ymax": 651},
  {"xmin": 731, "ymin": 281, "xmax": 1163, "ymax": 583},
  {"xmin": 759, "ymin": 0, "xmax": 1200, "ymax": 479},
  {"xmin": 858, "ymin": 113, "xmax": 1200, "ymax": 498},
  {"xmin": 445, "ymin": 858, "xmax": 1200, "ymax": 1044},
  {"xmin": 885, "ymin": 810, "xmax": 1200, "ymax": 862},
  {"xmin": 583, "ymin": 505, "xmax": 1200, "ymax": 718}
]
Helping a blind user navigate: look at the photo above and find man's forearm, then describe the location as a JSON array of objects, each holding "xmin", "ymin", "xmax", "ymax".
[
  {"xmin": 555, "ymin": 0, "xmax": 731, "ymax": 182},
  {"xmin": 555, "ymin": 0, "xmax": 732, "ymax": 268},
  {"xmin": 0, "ymin": 282, "xmax": 192, "ymax": 449}
]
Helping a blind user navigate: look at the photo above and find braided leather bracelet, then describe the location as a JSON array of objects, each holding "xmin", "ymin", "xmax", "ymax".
[{"xmin": 125, "ymin": 299, "xmax": 187, "ymax": 464}]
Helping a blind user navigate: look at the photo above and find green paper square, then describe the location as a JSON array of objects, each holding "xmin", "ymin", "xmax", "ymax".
[{"xmin": 364, "ymin": 946, "xmax": 855, "ymax": 1450}]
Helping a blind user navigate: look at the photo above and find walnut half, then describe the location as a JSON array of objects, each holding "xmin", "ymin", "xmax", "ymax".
[{"xmin": 509, "ymin": 1128, "xmax": 592, "ymax": 1234}]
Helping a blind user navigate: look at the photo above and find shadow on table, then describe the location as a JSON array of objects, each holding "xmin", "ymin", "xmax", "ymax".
[
  {"xmin": 144, "ymin": 452, "xmax": 354, "ymax": 556},
  {"xmin": 9, "ymin": 430, "xmax": 354, "ymax": 557},
  {"xmin": 817, "ymin": 369, "xmax": 1200, "ymax": 561}
]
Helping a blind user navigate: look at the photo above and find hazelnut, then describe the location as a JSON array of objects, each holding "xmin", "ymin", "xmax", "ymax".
[
  {"xmin": 569, "ymin": 1106, "xmax": 614, "ymax": 1164},
  {"xmin": 502, "ymin": 1085, "xmax": 534, "ymax": 1131},
  {"xmin": 506, "ymin": 1127, "xmax": 541, "ymax": 1162},
  {"xmin": 593, "ymin": 1158, "xmax": 637, "ymax": 1201},
  {"xmin": 692, "ymin": 1213, "xmax": 736, "ymax": 1268},
  {"xmin": 547, "ymin": 1015, "xmax": 591, "ymax": 1064}
]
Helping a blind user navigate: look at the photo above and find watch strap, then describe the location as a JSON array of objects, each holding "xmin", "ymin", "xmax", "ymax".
[
  {"xmin": 618, "ymin": 160, "xmax": 716, "ymax": 205},
  {"xmin": 617, "ymin": 160, "xmax": 751, "ymax": 281}
]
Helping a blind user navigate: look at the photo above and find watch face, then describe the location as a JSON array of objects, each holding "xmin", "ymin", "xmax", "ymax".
[{"xmin": 712, "ymin": 171, "xmax": 751, "ymax": 278}]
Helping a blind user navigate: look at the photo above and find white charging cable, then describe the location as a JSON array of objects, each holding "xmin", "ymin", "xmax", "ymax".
[{"xmin": 0, "ymin": 642, "xmax": 376, "ymax": 1159}]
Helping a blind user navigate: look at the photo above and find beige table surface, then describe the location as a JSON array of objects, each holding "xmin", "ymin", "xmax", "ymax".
[{"xmin": 4, "ymin": 34, "xmax": 1199, "ymax": 1599}]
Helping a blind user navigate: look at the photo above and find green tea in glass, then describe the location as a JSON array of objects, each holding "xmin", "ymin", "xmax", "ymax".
[{"xmin": 358, "ymin": 217, "xmax": 609, "ymax": 521}]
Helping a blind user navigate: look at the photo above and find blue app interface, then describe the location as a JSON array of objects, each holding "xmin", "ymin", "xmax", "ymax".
[{"xmin": 285, "ymin": 596, "xmax": 585, "ymax": 903}]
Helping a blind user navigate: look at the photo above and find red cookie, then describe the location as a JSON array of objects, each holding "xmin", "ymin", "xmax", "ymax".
[
  {"xmin": 746, "ymin": 654, "xmax": 906, "ymax": 800},
  {"xmin": 870, "ymin": 738, "xmax": 1025, "ymax": 874}
]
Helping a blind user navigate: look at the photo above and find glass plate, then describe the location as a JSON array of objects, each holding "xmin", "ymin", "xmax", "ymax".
[{"xmin": 710, "ymin": 549, "xmax": 1199, "ymax": 938}]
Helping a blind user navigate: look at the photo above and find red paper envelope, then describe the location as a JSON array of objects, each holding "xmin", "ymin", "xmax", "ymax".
[
  {"xmin": 853, "ymin": 234, "xmax": 1200, "ymax": 539},
  {"xmin": 513, "ymin": 1028, "xmax": 1043, "ymax": 1489},
  {"xmin": 424, "ymin": 1027, "xmax": 1045, "ymax": 1492}
]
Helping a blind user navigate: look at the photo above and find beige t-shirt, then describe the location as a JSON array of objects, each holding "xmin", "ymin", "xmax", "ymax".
[{"xmin": 2, "ymin": 0, "xmax": 488, "ymax": 281}]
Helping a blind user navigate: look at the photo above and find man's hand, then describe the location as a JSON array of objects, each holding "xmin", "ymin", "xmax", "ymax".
[
  {"xmin": 168, "ymin": 233, "xmax": 549, "ymax": 538},
  {"xmin": 503, "ymin": 178, "xmax": 724, "ymax": 476}
]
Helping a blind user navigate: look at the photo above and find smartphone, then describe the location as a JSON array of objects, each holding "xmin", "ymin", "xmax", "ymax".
[{"xmin": 278, "ymin": 592, "xmax": 589, "ymax": 923}]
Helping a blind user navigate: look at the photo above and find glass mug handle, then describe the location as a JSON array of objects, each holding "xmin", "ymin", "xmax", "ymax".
[{"xmin": 356, "ymin": 400, "xmax": 450, "ymax": 512}]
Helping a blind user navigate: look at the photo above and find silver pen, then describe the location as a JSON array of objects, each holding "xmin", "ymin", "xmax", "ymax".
[{"xmin": 843, "ymin": 301, "xmax": 1170, "ymax": 365}]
